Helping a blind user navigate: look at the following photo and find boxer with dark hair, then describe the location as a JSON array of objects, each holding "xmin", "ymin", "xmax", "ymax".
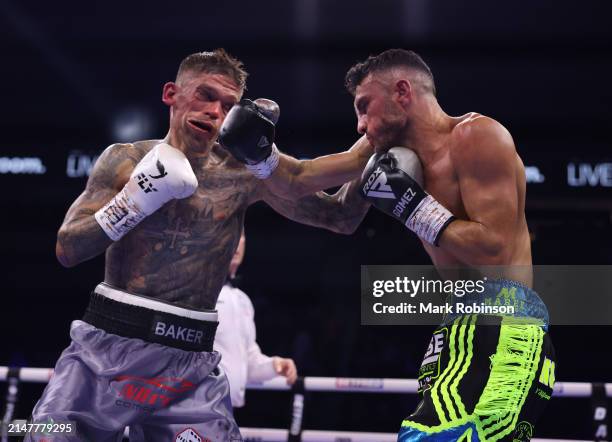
[{"xmin": 221, "ymin": 48, "xmax": 555, "ymax": 441}]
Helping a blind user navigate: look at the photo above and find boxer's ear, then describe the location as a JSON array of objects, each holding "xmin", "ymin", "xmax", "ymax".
[
  {"xmin": 395, "ymin": 79, "xmax": 412, "ymax": 108},
  {"xmin": 162, "ymin": 82, "xmax": 177, "ymax": 106}
]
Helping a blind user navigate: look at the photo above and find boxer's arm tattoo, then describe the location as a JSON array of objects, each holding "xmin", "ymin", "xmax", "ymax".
[
  {"xmin": 263, "ymin": 179, "xmax": 369, "ymax": 234},
  {"xmin": 264, "ymin": 136, "xmax": 373, "ymax": 199},
  {"xmin": 56, "ymin": 144, "xmax": 139, "ymax": 267}
]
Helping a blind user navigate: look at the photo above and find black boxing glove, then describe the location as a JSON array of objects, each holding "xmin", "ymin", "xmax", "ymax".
[
  {"xmin": 218, "ymin": 98, "xmax": 280, "ymax": 178},
  {"xmin": 360, "ymin": 147, "xmax": 456, "ymax": 246}
]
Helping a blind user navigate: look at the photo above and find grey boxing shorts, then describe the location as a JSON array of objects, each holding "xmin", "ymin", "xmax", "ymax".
[{"xmin": 26, "ymin": 283, "xmax": 242, "ymax": 442}]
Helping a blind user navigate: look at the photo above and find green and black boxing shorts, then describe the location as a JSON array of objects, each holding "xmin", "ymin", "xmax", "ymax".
[{"xmin": 399, "ymin": 279, "xmax": 555, "ymax": 441}]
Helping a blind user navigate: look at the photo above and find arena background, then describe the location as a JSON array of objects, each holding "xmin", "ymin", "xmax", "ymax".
[{"xmin": 1, "ymin": 0, "xmax": 611, "ymax": 439}]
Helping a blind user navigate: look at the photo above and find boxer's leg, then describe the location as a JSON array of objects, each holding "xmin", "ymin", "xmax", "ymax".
[
  {"xmin": 399, "ymin": 314, "xmax": 487, "ymax": 441},
  {"xmin": 473, "ymin": 318, "xmax": 548, "ymax": 441},
  {"xmin": 133, "ymin": 353, "xmax": 242, "ymax": 442},
  {"xmin": 497, "ymin": 332, "xmax": 556, "ymax": 442},
  {"xmin": 26, "ymin": 321, "xmax": 137, "ymax": 442},
  {"xmin": 399, "ymin": 314, "xmax": 551, "ymax": 441}
]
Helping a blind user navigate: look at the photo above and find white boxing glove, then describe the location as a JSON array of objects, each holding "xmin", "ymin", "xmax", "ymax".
[{"xmin": 95, "ymin": 143, "xmax": 198, "ymax": 241}]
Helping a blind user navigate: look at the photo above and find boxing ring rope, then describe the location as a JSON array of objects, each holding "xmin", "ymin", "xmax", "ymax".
[
  {"xmin": 1, "ymin": 366, "xmax": 610, "ymax": 441},
  {"xmin": 247, "ymin": 376, "xmax": 612, "ymax": 398},
  {"xmin": 1, "ymin": 366, "xmax": 610, "ymax": 397}
]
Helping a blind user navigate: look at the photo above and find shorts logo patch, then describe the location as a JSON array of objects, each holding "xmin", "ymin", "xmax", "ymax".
[
  {"xmin": 418, "ymin": 328, "xmax": 447, "ymax": 392},
  {"xmin": 538, "ymin": 357, "xmax": 556, "ymax": 389},
  {"xmin": 513, "ymin": 421, "xmax": 534, "ymax": 441},
  {"xmin": 113, "ymin": 375, "xmax": 195, "ymax": 413},
  {"xmin": 114, "ymin": 375, "xmax": 195, "ymax": 393},
  {"xmin": 487, "ymin": 286, "xmax": 526, "ymax": 312},
  {"xmin": 175, "ymin": 428, "xmax": 211, "ymax": 442}
]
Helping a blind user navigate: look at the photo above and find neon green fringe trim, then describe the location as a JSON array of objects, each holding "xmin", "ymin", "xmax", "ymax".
[{"xmin": 474, "ymin": 317, "xmax": 544, "ymax": 439}]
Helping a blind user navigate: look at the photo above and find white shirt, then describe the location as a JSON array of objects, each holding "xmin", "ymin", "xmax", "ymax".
[{"xmin": 214, "ymin": 283, "xmax": 277, "ymax": 408}]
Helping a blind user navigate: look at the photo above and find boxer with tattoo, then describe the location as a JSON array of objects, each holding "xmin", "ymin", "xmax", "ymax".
[{"xmin": 29, "ymin": 49, "xmax": 372, "ymax": 442}]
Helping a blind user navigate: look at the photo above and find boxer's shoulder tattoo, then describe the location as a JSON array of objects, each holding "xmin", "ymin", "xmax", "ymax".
[
  {"xmin": 89, "ymin": 143, "xmax": 144, "ymax": 191},
  {"xmin": 57, "ymin": 143, "xmax": 143, "ymax": 266}
]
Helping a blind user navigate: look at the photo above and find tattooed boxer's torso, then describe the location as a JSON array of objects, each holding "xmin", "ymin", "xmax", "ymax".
[
  {"xmin": 102, "ymin": 140, "xmax": 257, "ymax": 310},
  {"xmin": 56, "ymin": 135, "xmax": 370, "ymax": 311}
]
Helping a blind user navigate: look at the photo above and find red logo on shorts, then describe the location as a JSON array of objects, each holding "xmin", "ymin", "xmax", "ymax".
[
  {"xmin": 113, "ymin": 375, "xmax": 196, "ymax": 410},
  {"xmin": 114, "ymin": 375, "xmax": 195, "ymax": 393}
]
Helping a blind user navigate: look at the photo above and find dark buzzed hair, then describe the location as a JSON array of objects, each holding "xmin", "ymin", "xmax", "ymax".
[
  {"xmin": 345, "ymin": 49, "xmax": 436, "ymax": 96},
  {"xmin": 177, "ymin": 49, "xmax": 248, "ymax": 91}
]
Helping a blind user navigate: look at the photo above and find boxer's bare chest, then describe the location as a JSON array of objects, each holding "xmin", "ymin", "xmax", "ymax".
[
  {"xmin": 420, "ymin": 144, "xmax": 467, "ymax": 265},
  {"xmin": 422, "ymin": 148, "xmax": 466, "ymax": 219},
  {"xmin": 105, "ymin": 157, "xmax": 257, "ymax": 309},
  {"xmin": 138, "ymin": 169, "xmax": 250, "ymax": 254}
]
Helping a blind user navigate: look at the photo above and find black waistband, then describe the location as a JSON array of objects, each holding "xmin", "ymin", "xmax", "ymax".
[{"xmin": 82, "ymin": 291, "xmax": 218, "ymax": 352}]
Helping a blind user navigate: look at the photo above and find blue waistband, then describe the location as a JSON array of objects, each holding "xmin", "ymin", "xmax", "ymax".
[{"xmin": 443, "ymin": 279, "xmax": 549, "ymax": 330}]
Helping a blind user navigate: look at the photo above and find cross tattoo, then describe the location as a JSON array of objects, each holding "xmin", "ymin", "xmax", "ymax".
[{"xmin": 163, "ymin": 218, "xmax": 190, "ymax": 249}]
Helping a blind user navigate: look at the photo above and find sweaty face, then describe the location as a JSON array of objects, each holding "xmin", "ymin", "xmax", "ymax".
[
  {"xmin": 169, "ymin": 72, "xmax": 242, "ymax": 152},
  {"xmin": 354, "ymin": 78, "xmax": 406, "ymax": 153}
]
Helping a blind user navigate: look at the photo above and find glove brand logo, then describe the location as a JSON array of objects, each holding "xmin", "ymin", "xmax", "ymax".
[
  {"xmin": 363, "ymin": 167, "xmax": 395, "ymax": 199},
  {"xmin": 149, "ymin": 159, "xmax": 168, "ymax": 179},
  {"xmin": 257, "ymin": 135, "xmax": 270, "ymax": 148},
  {"xmin": 136, "ymin": 173, "xmax": 158, "ymax": 193}
]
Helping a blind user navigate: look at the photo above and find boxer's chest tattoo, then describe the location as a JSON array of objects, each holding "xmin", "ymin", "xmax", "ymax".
[
  {"xmin": 136, "ymin": 170, "xmax": 252, "ymax": 255},
  {"xmin": 158, "ymin": 218, "xmax": 190, "ymax": 252},
  {"xmin": 104, "ymin": 149, "xmax": 257, "ymax": 308}
]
